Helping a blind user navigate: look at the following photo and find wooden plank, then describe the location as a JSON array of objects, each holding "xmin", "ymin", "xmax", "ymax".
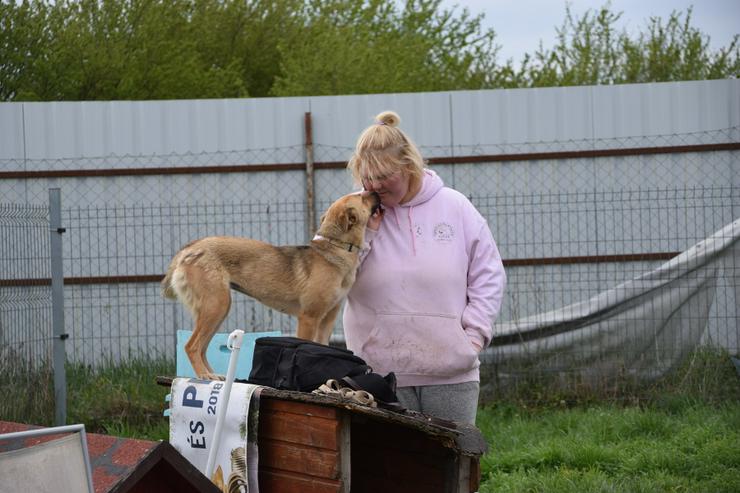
[
  {"xmin": 469, "ymin": 458, "xmax": 481, "ymax": 492},
  {"xmin": 259, "ymin": 411, "xmax": 340, "ymax": 450},
  {"xmin": 338, "ymin": 414, "xmax": 351, "ymax": 493},
  {"xmin": 259, "ymin": 469, "xmax": 343, "ymax": 493},
  {"xmin": 457, "ymin": 456, "xmax": 470, "ymax": 493},
  {"xmin": 260, "ymin": 439, "xmax": 340, "ymax": 478},
  {"xmin": 261, "ymin": 398, "xmax": 340, "ymax": 420},
  {"xmin": 256, "ymin": 396, "xmax": 353, "ymax": 491}
]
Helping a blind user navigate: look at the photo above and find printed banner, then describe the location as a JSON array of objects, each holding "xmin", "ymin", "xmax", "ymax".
[{"xmin": 169, "ymin": 378, "xmax": 262, "ymax": 492}]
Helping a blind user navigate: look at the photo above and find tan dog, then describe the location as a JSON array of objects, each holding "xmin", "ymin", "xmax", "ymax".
[{"xmin": 162, "ymin": 191, "xmax": 380, "ymax": 379}]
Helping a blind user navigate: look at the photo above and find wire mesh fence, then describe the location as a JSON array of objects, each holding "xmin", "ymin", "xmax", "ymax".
[
  {"xmin": 61, "ymin": 199, "xmax": 307, "ymax": 364},
  {"xmin": 1, "ymin": 127, "xmax": 738, "ymax": 420},
  {"xmin": 0, "ymin": 203, "xmax": 55, "ymax": 424}
]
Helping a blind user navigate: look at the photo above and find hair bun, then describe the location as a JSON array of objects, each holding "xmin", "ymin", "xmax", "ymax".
[{"xmin": 375, "ymin": 111, "xmax": 400, "ymax": 127}]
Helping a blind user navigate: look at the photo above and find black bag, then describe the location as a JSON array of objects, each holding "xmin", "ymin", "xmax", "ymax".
[
  {"xmin": 246, "ymin": 337, "xmax": 370, "ymax": 392},
  {"xmin": 341, "ymin": 371, "xmax": 405, "ymax": 412}
]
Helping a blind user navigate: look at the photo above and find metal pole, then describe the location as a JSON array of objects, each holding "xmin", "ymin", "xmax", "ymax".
[
  {"xmin": 304, "ymin": 112, "xmax": 316, "ymax": 241},
  {"xmin": 204, "ymin": 329, "xmax": 244, "ymax": 480},
  {"xmin": 49, "ymin": 188, "xmax": 67, "ymax": 426}
]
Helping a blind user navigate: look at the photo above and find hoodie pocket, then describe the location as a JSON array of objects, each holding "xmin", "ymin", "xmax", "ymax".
[{"xmin": 360, "ymin": 312, "xmax": 479, "ymax": 377}]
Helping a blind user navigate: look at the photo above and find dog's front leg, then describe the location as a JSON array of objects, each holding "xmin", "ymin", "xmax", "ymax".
[
  {"xmin": 296, "ymin": 312, "xmax": 323, "ymax": 343},
  {"xmin": 315, "ymin": 304, "xmax": 340, "ymax": 345}
]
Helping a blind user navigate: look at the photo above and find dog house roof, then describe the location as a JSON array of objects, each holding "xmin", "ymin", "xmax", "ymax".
[{"xmin": 0, "ymin": 420, "xmax": 218, "ymax": 493}]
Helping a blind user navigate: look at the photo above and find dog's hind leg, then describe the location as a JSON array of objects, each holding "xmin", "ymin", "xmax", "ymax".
[{"xmin": 185, "ymin": 278, "xmax": 232, "ymax": 380}]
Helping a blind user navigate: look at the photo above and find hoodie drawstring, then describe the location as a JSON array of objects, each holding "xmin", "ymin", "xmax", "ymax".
[{"xmin": 408, "ymin": 207, "xmax": 416, "ymax": 256}]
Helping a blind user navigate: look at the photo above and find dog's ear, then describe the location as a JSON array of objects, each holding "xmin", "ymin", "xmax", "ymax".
[
  {"xmin": 319, "ymin": 212, "xmax": 326, "ymax": 227},
  {"xmin": 348, "ymin": 208, "xmax": 359, "ymax": 227},
  {"xmin": 341, "ymin": 208, "xmax": 359, "ymax": 231}
]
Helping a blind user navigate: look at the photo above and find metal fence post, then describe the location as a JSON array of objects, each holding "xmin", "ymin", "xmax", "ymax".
[
  {"xmin": 49, "ymin": 188, "xmax": 67, "ymax": 426},
  {"xmin": 304, "ymin": 112, "xmax": 316, "ymax": 241}
]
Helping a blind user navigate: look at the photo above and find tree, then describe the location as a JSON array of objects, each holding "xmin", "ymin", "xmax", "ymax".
[
  {"xmin": 270, "ymin": 0, "xmax": 499, "ymax": 96},
  {"xmin": 508, "ymin": 3, "xmax": 739, "ymax": 87},
  {"xmin": 0, "ymin": 0, "xmax": 501, "ymax": 100},
  {"xmin": 1, "ymin": 1, "xmax": 737, "ymax": 101},
  {"xmin": 1, "ymin": 0, "xmax": 249, "ymax": 100},
  {"xmin": 0, "ymin": 0, "xmax": 52, "ymax": 100}
]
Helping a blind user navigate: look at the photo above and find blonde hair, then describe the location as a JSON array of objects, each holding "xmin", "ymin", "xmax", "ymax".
[{"xmin": 348, "ymin": 110, "xmax": 425, "ymax": 188}]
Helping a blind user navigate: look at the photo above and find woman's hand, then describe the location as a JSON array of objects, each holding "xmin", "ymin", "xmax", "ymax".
[{"xmin": 368, "ymin": 206, "xmax": 384, "ymax": 231}]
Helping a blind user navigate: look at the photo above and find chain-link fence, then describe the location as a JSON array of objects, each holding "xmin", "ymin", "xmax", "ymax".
[{"xmin": 1, "ymin": 127, "xmax": 738, "ymax": 420}]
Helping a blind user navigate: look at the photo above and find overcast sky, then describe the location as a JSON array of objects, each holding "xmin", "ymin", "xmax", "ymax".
[{"xmin": 438, "ymin": 0, "xmax": 740, "ymax": 63}]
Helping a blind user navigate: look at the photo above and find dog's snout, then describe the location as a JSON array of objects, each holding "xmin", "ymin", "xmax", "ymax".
[{"xmin": 366, "ymin": 191, "xmax": 381, "ymax": 214}]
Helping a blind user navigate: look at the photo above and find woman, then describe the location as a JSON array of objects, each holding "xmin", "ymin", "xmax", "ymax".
[{"xmin": 343, "ymin": 110, "xmax": 506, "ymax": 424}]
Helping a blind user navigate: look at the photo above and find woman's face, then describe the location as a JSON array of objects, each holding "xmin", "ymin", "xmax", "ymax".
[{"xmin": 361, "ymin": 169, "xmax": 412, "ymax": 207}]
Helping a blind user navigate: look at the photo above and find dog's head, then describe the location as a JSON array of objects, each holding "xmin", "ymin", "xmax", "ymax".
[{"xmin": 318, "ymin": 191, "xmax": 380, "ymax": 240}]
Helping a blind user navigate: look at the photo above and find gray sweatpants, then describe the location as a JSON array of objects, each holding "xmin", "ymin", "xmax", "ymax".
[{"xmin": 395, "ymin": 381, "xmax": 479, "ymax": 425}]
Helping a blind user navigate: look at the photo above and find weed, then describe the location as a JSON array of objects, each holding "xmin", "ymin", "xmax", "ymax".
[
  {"xmin": 0, "ymin": 346, "xmax": 55, "ymax": 425},
  {"xmin": 64, "ymin": 358, "xmax": 174, "ymax": 438}
]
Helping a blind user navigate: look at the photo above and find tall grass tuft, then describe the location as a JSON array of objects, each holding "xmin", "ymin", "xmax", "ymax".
[
  {"xmin": 481, "ymin": 346, "xmax": 740, "ymax": 407},
  {"xmin": 0, "ymin": 346, "xmax": 55, "ymax": 426},
  {"xmin": 65, "ymin": 357, "xmax": 174, "ymax": 440},
  {"xmin": 656, "ymin": 346, "xmax": 740, "ymax": 405},
  {"xmin": 1, "ymin": 355, "xmax": 175, "ymax": 439}
]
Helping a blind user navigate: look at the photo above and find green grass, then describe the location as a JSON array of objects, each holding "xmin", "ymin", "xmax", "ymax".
[
  {"xmin": 0, "ymin": 348, "xmax": 55, "ymax": 425},
  {"xmin": 65, "ymin": 358, "xmax": 174, "ymax": 440},
  {"xmin": 3, "ymin": 350, "xmax": 739, "ymax": 492},
  {"xmin": 476, "ymin": 399, "xmax": 740, "ymax": 492}
]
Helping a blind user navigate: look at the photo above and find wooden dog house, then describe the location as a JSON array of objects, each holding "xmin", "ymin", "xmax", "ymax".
[{"xmin": 161, "ymin": 377, "xmax": 487, "ymax": 492}]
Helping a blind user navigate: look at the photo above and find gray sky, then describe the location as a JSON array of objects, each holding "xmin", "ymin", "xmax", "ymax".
[{"xmin": 439, "ymin": 0, "xmax": 740, "ymax": 63}]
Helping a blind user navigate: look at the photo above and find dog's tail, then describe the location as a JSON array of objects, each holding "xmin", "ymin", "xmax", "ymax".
[{"xmin": 161, "ymin": 262, "xmax": 178, "ymax": 299}]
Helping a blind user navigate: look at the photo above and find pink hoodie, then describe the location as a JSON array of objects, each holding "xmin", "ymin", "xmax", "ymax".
[{"xmin": 343, "ymin": 169, "xmax": 506, "ymax": 387}]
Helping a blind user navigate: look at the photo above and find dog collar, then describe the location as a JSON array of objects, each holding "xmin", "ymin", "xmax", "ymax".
[{"xmin": 313, "ymin": 234, "xmax": 361, "ymax": 252}]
